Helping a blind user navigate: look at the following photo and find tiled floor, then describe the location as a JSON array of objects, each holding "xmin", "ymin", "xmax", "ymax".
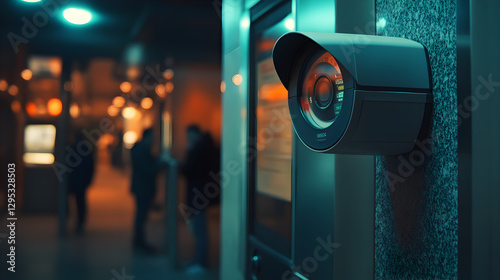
[{"xmin": 2, "ymin": 151, "xmax": 219, "ymax": 280}]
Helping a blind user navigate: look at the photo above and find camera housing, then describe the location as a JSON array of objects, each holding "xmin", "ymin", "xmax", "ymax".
[{"xmin": 273, "ymin": 32, "xmax": 432, "ymax": 155}]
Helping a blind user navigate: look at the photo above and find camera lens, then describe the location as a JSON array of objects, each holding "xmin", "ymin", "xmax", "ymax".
[
  {"xmin": 314, "ymin": 76, "xmax": 334, "ymax": 108},
  {"xmin": 300, "ymin": 51, "xmax": 344, "ymax": 129}
]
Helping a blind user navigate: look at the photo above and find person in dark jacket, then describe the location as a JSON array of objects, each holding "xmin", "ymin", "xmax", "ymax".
[
  {"xmin": 68, "ymin": 132, "xmax": 96, "ymax": 235},
  {"xmin": 130, "ymin": 128, "xmax": 167, "ymax": 252},
  {"xmin": 181, "ymin": 125, "xmax": 218, "ymax": 274}
]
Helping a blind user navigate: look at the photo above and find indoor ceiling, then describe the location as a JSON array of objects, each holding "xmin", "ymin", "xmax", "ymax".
[{"xmin": 0, "ymin": 0, "xmax": 222, "ymax": 64}]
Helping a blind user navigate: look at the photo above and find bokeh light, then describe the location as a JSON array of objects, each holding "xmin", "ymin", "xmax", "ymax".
[
  {"xmin": 8, "ymin": 85, "xmax": 19, "ymax": 96},
  {"xmin": 70, "ymin": 103, "xmax": 80, "ymax": 118},
  {"xmin": 120, "ymin": 81, "xmax": 132, "ymax": 93},
  {"xmin": 21, "ymin": 69, "xmax": 33, "ymax": 81},
  {"xmin": 165, "ymin": 81, "xmax": 174, "ymax": 94},
  {"xmin": 107, "ymin": 105, "xmax": 120, "ymax": 117},
  {"xmin": 122, "ymin": 107, "xmax": 138, "ymax": 119},
  {"xmin": 47, "ymin": 98, "xmax": 62, "ymax": 116},
  {"xmin": 141, "ymin": 97, "xmax": 153, "ymax": 110},
  {"xmin": 11, "ymin": 100, "xmax": 22, "ymax": 113},
  {"xmin": 155, "ymin": 84, "xmax": 166, "ymax": 97},
  {"xmin": 220, "ymin": 81, "xmax": 226, "ymax": 93},
  {"xmin": 0, "ymin": 80, "xmax": 8, "ymax": 91},
  {"xmin": 123, "ymin": 131, "xmax": 138, "ymax": 149},
  {"xmin": 232, "ymin": 74, "xmax": 243, "ymax": 86},
  {"xmin": 163, "ymin": 69, "xmax": 174, "ymax": 80},
  {"xmin": 26, "ymin": 102, "xmax": 37, "ymax": 116},
  {"xmin": 112, "ymin": 96, "xmax": 126, "ymax": 107}
]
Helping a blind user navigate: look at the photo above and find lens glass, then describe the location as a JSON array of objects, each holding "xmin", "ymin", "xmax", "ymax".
[{"xmin": 300, "ymin": 51, "xmax": 344, "ymax": 129}]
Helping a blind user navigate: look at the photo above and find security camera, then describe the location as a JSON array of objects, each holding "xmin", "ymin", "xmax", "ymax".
[{"xmin": 272, "ymin": 32, "xmax": 432, "ymax": 155}]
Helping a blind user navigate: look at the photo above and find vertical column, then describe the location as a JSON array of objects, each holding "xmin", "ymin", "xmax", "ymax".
[{"xmin": 56, "ymin": 58, "xmax": 72, "ymax": 237}]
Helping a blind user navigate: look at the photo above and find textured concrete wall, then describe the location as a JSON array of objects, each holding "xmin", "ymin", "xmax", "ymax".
[{"xmin": 375, "ymin": 1, "xmax": 458, "ymax": 279}]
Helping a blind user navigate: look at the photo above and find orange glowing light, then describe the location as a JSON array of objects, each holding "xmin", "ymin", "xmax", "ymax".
[
  {"xmin": 8, "ymin": 85, "xmax": 19, "ymax": 96},
  {"xmin": 70, "ymin": 103, "xmax": 80, "ymax": 118},
  {"xmin": 26, "ymin": 102, "xmax": 37, "ymax": 116},
  {"xmin": 21, "ymin": 69, "xmax": 33, "ymax": 81},
  {"xmin": 220, "ymin": 81, "xmax": 226, "ymax": 93},
  {"xmin": 0, "ymin": 80, "xmax": 8, "ymax": 91},
  {"xmin": 141, "ymin": 97, "xmax": 153, "ymax": 110},
  {"xmin": 11, "ymin": 101, "xmax": 22, "ymax": 113},
  {"xmin": 112, "ymin": 96, "xmax": 126, "ymax": 107},
  {"xmin": 232, "ymin": 74, "xmax": 243, "ymax": 86},
  {"xmin": 163, "ymin": 69, "xmax": 174, "ymax": 80},
  {"xmin": 165, "ymin": 81, "xmax": 174, "ymax": 93},
  {"xmin": 120, "ymin": 81, "xmax": 132, "ymax": 93},
  {"xmin": 107, "ymin": 105, "xmax": 119, "ymax": 117},
  {"xmin": 47, "ymin": 98, "xmax": 62, "ymax": 116},
  {"xmin": 155, "ymin": 84, "xmax": 166, "ymax": 97}
]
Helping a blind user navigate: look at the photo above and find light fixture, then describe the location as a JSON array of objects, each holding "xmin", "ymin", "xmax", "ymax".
[
  {"xmin": 21, "ymin": 0, "xmax": 42, "ymax": 3},
  {"xmin": 63, "ymin": 8, "xmax": 92, "ymax": 25},
  {"xmin": 70, "ymin": 103, "xmax": 80, "ymax": 118}
]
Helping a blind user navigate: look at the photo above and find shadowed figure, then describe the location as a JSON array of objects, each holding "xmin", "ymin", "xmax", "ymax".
[
  {"xmin": 181, "ymin": 124, "xmax": 219, "ymax": 275},
  {"xmin": 68, "ymin": 132, "xmax": 96, "ymax": 235},
  {"xmin": 130, "ymin": 128, "xmax": 167, "ymax": 252}
]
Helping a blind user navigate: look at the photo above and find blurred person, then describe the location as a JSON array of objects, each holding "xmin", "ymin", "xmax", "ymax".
[
  {"xmin": 130, "ymin": 128, "xmax": 168, "ymax": 253},
  {"xmin": 68, "ymin": 132, "xmax": 96, "ymax": 235},
  {"xmin": 181, "ymin": 125, "xmax": 219, "ymax": 275}
]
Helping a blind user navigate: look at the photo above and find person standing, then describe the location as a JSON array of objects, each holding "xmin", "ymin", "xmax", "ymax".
[
  {"xmin": 181, "ymin": 124, "xmax": 219, "ymax": 275},
  {"xmin": 69, "ymin": 132, "xmax": 96, "ymax": 235},
  {"xmin": 130, "ymin": 128, "xmax": 167, "ymax": 253}
]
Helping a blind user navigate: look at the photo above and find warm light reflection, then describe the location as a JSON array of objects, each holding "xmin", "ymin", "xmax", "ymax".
[
  {"xmin": 141, "ymin": 97, "xmax": 153, "ymax": 110},
  {"xmin": 8, "ymin": 85, "xmax": 19, "ymax": 96},
  {"xmin": 155, "ymin": 84, "xmax": 166, "ymax": 97},
  {"xmin": 163, "ymin": 69, "xmax": 174, "ymax": 80},
  {"xmin": 11, "ymin": 101, "xmax": 22, "ymax": 113},
  {"xmin": 127, "ymin": 67, "xmax": 141, "ymax": 81},
  {"xmin": 220, "ymin": 81, "xmax": 226, "ymax": 93},
  {"xmin": 26, "ymin": 102, "xmax": 37, "ymax": 116},
  {"xmin": 0, "ymin": 80, "xmax": 8, "ymax": 91},
  {"xmin": 63, "ymin": 8, "xmax": 92, "ymax": 25},
  {"xmin": 122, "ymin": 107, "xmax": 138, "ymax": 119},
  {"xmin": 123, "ymin": 131, "xmax": 138, "ymax": 149},
  {"xmin": 47, "ymin": 98, "xmax": 62, "ymax": 116},
  {"xmin": 232, "ymin": 74, "xmax": 243, "ymax": 86},
  {"xmin": 23, "ymin": 153, "xmax": 55, "ymax": 165},
  {"xmin": 259, "ymin": 83, "xmax": 288, "ymax": 101},
  {"xmin": 112, "ymin": 96, "xmax": 126, "ymax": 107},
  {"xmin": 70, "ymin": 103, "xmax": 80, "ymax": 118},
  {"xmin": 165, "ymin": 81, "xmax": 174, "ymax": 93},
  {"xmin": 120, "ymin": 81, "xmax": 132, "ymax": 93},
  {"xmin": 107, "ymin": 105, "xmax": 119, "ymax": 117},
  {"xmin": 21, "ymin": 69, "xmax": 33, "ymax": 81}
]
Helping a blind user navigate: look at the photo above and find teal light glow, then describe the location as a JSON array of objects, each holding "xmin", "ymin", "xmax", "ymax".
[
  {"xmin": 21, "ymin": 0, "xmax": 42, "ymax": 2},
  {"xmin": 63, "ymin": 8, "xmax": 92, "ymax": 25},
  {"xmin": 376, "ymin": 18, "xmax": 387, "ymax": 29}
]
